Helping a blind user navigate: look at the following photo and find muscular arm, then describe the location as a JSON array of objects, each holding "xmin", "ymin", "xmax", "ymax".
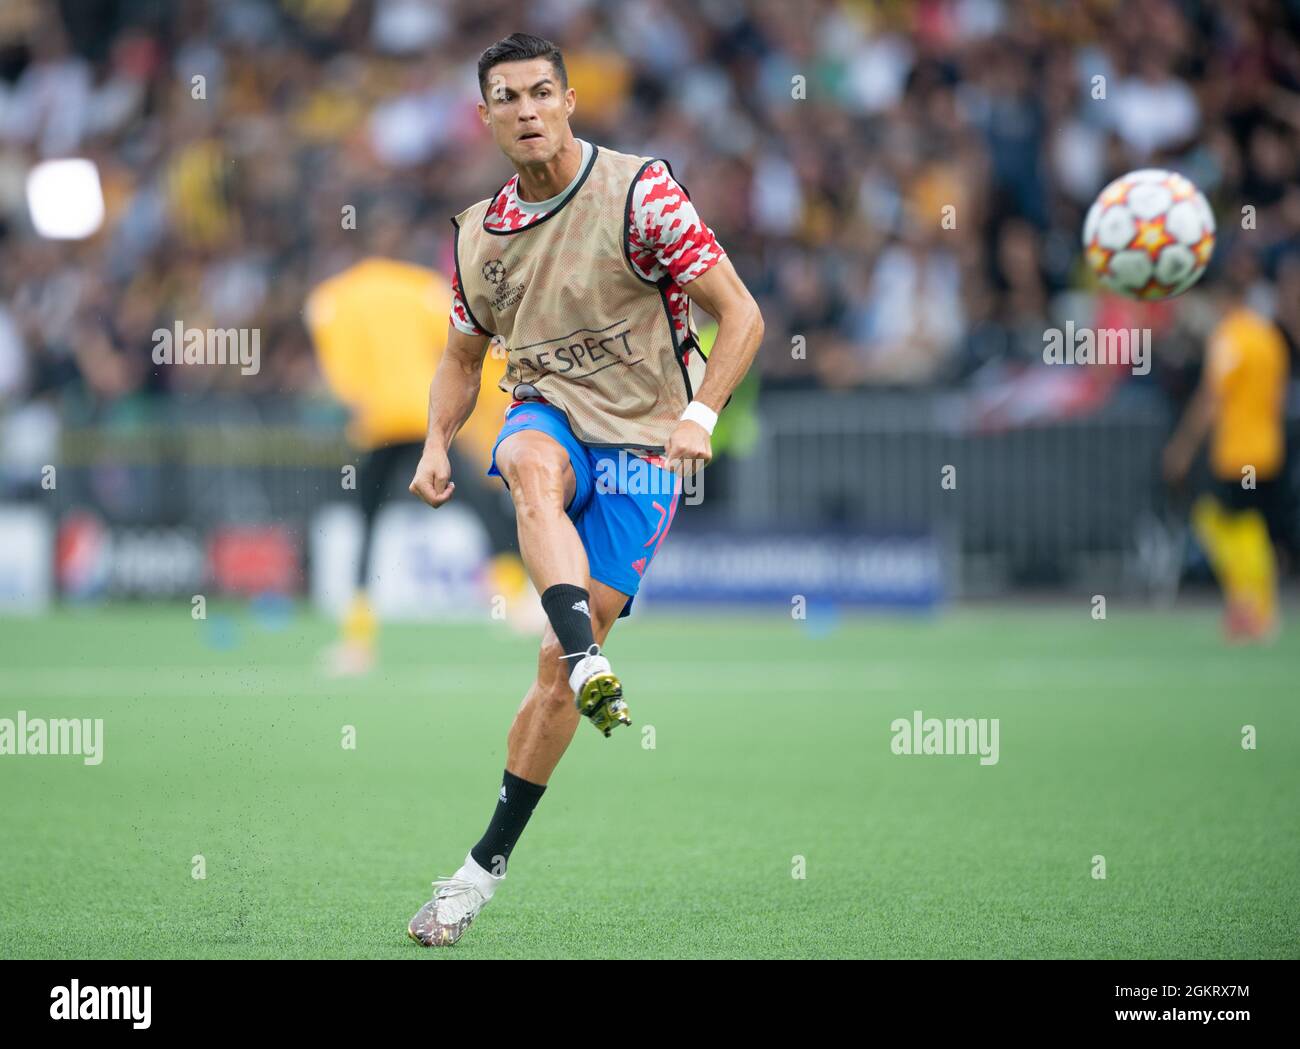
[
  {"xmin": 663, "ymin": 257, "xmax": 764, "ymax": 473},
  {"xmin": 679, "ymin": 257, "xmax": 765, "ymax": 412},
  {"xmin": 409, "ymin": 325, "xmax": 491, "ymax": 507}
]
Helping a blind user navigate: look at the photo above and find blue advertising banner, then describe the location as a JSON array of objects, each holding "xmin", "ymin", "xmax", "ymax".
[{"xmin": 639, "ymin": 530, "xmax": 947, "ymax": 609}]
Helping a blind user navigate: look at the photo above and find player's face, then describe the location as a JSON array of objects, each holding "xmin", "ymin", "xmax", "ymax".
[{"xmin": 478, "ymin": 59, "xmax": 575, "ymax": 166}]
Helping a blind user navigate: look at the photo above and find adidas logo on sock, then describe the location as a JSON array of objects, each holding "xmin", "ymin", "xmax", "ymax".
[
  {"xmin": 572, "ymin": 600, "xmax": 589, "ymax": 616},
  {"xmin": 499, "ymin": 785, "xmax": 507, "ymax": 803}
]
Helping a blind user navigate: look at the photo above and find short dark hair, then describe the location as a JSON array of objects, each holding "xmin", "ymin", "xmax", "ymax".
[{"xmin": 477, "ymin": 33, "xmax": 567, "ymax": 101}]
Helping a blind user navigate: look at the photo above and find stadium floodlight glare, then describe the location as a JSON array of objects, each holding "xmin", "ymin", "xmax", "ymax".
[{"xmin": 26, "ymin": 158, "xmax": 105, "ymax": 240}]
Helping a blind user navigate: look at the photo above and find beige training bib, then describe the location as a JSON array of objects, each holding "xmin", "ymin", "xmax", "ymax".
[{"xmin": 452, "ymin": 145, "xmax": 708, "ymax": 451}]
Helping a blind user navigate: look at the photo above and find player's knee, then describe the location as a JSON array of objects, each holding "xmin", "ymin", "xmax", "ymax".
[{"xmin": 500, "ymin": 444, "xmax": 566, "ymax": 506}]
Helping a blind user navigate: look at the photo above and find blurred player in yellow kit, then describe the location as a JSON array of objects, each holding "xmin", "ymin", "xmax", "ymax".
[
  {"xmin": 1164, "ymin": 270, "xmax": 1289, "ymax": 642},
  {"xmin": 305, "ymin": 225, "xmax": 529, "ymax": 673}
]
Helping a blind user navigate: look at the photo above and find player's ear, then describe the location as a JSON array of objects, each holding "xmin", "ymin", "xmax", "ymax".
[
  {"xmin": 477, "ymin": 99, "xmax": 489, "ymax": 126},
  {"xmin": 564, "ymin": 86, "xmax": 575, "ymax": 118}
]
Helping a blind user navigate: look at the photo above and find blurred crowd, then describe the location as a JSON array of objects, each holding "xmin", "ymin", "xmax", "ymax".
[{"xmin": 0, "ymin": 0, "xmax": 1299, "ymax": 416}]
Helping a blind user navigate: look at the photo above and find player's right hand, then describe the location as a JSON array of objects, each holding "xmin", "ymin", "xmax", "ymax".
[{"xmin": 409, "ymin": 446, "xmax": 455, "ymax": 507}]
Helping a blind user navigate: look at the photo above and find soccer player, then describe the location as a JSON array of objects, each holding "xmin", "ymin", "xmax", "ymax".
[
  {"xmin": 1163, "ymin": 269, "xmax": 1289, "ymax": 642},
  {"xmin": 405, "ymin": 33, "xmax": 764, "ymax": 946},
  {"xmin": 305, "ymin": 240, "xmax": 523, "ymax": 674}
]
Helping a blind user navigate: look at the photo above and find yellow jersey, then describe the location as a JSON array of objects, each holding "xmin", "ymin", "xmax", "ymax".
[
  {"xmin": 305, "ymin": 258, "xmax": 508, "ymax": 467},
  {"xmin": 1206, "ymin": 307, "xmax": 1288, "ymax": 480}
]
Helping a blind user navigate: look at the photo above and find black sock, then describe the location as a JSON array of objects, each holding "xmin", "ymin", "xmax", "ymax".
[
  {"xmin": 470, "ymin": 770, "xmax": 547, "ymax": 877},
  {"xmin": 540, "ymin": 583, "xmax": 598, "ymax": 673}
]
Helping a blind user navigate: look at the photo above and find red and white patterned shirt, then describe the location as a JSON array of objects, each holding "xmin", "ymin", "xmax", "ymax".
[{"xmin": 450, "ymin": 142, "xmax": 725, "ymax": 343}]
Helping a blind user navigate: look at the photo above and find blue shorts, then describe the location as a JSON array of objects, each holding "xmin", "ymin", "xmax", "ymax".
[{"xmin": 487, "ymin": 401, "xmax": 682, "ymax": 617}]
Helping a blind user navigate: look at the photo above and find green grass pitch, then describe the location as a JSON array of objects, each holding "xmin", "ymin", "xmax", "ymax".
[{"xmin": 1, "ymin": 603, "xmax": 1297, "ymax": 959}]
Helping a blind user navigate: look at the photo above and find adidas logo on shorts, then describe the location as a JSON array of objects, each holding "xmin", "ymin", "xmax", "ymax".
[{"xmin": 572, "ymin": 600, "xmax": 590, "ymax": 616}]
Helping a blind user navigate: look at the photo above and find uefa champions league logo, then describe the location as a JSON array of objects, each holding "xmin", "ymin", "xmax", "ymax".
[{"xmin": 482, "ymin": 258, "xmax": 524, "ymax": 310}]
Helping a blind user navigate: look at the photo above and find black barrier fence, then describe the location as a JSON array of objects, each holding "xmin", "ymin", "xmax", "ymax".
[
  {"xmin": 5, "ymin": 389, "xmax": 1298, "ymax": 597},
  {"xmin": 35, "ymin": 394, "xmax": 351, "ymax": 529},
  {"xmin": 733, "ymin": 389, "xmax": 1300, "ymax": 594}
]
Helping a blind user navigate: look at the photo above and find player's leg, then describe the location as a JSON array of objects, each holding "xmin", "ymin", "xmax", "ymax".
[
  {"xmin": 493, "ymin": 428, "xmax": 585, "ymax": 588},
  {"xmin": 1249, "ymin": 477, "xmax": 1285, "ymax": 636},
  {"xmin": 406, "ymin": 410, "xmax": 623, "ymax": 948},
  {"xmin": 1192, "ymin": 494, "xmax": 1249, "ymax": 637},
  {"xmin": 1233, "ymin": 508, "xmax": 1279, "ymax": 635},
  {"xmin": 1194, "ymin": 487, "xmax": 1280, "ymax": 641},
  {"xmin": 493, "ymin": 425, "xmax": 623, "ymax": 712},
  {"xmin": 405, "ymin": 447, "xmax": 685, "ymax": 947},
  {"xmin": 330, "ymin": 441, "xmax": 421, "ymax": 674},
  {"xmin": 503, "ymin": 578, "xmax": 630, "ymax": 784},
  {"xmin": 405, "ymin": 579, "xmax": 628, "ymax": 948}
]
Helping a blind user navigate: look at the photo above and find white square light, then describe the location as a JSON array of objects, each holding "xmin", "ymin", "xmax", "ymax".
[{"xmin": 26, "ymin": 158, "xmax": 105, "ymax": 240}]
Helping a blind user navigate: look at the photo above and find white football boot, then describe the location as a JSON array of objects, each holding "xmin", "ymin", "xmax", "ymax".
[{"xmin": 407, "ymin": 853, "xmax": 501, "ymax": 947}]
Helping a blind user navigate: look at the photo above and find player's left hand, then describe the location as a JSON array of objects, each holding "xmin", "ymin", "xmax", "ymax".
[{"xmin": 664, "ymin": 419, "xmax": 712, "ymax": 477}]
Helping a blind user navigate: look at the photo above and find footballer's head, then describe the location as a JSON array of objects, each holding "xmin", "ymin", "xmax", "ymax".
[
  {"xmin": 476, "ymin": 33, "xmax": 574, "ymax": 166},
  {"xmin": 1206, "ymin": 242, "xmax": 1256, "ymax": 310}
]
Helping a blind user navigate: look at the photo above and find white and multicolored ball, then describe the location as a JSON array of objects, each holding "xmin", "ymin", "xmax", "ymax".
[{"xmin": 1082, "ymin": 168, "xmax": 1216, "ymax": 301}]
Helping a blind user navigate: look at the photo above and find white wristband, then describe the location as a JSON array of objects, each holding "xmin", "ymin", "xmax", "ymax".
[{"xmin": 680, "ymin": 401, "xmax": 718, "ymax": 435}]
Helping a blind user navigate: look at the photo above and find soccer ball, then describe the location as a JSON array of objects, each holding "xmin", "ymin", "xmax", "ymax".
[{"xmin": 1082, "ymin": 169, "xmax": 1215, "ymax": 300}]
